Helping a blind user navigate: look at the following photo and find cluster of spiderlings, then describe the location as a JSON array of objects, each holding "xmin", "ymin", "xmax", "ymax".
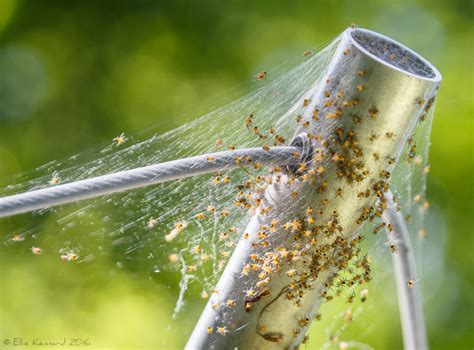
[
  {"xmin": 0, "ymin": 35, "xmax": 438, "ymax": 347},
  {"xmin": 1, "ymin": 43, "xmax": 343, "ymax": 337},
  {"xmin": 203, "ymin": 103, "xmax": 376, "ymax": 341},
  {"xmin": 174, "ymin": 120, "xmax": 299, "ymax": 308},
  {"xmin": 198, "ymin": 43, "xmax": 439, "ymax": 346}
]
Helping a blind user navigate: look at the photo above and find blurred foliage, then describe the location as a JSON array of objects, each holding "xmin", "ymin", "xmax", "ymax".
[{"xmin": 0, "ymin": 0, "xmax": 472, "ymax": 349}]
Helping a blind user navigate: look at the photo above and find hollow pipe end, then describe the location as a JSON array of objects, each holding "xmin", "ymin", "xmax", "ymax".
[{"xmin": 345, "ymin": 27, "xmax": 442, "ymax": 83}]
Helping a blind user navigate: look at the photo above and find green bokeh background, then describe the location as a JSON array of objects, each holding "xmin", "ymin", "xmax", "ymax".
[{"xmin": 0, "ymin": 0, "xmax": 472, "ymax": 349}]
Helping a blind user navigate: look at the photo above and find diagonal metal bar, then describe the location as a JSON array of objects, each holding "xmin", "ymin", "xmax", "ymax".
[{"xmin": 186, "ymin": 27, "xmax": 441, "ymax": 350}]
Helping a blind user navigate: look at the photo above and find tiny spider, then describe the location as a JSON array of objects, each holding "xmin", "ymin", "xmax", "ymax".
[
  {"xmin": 255, "ymin": 71, "xmax": 267, "ymax": 81},
  {"xmin": 165, "ymin": 221, "xmax": 188, "ymax": 242},
  {"xmin": 360, "ymin": 289, "xmax": 369, "ymax": 302},
  {"xmin": 60, "ymin": 251, "xmax": 79, "ymax": 261},
  {"xmin": 113, "ymin": 132, "xmax": 127, "ymax": 145},
  {"xmin": 147, "ymin": 218, "xmax": 157, "ymax": 229},
  {"xmin": 50, "ymin": 175, "xmax": 61, "ymax": 185},
  {"xmin": 11, "ymin": 234, "xmax": 25, "ymax": 242},
  {"xmin": 390, "ymin": 242, "xmax": 398, "ymax": 254},
  {"xmin": 31, "ymin": 246, "xmax": 42, "ymax": 255},
  {"xmin": 168, "ymin": 254, "xmax": 179, "ymax": 263}
]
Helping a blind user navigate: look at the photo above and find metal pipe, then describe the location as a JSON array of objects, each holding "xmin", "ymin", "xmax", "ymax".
[
  {"xmin": 384, "ymin": 190, "xmax": 428, "ymax": 350},
  {"xmin": 0, "ymin": 146, "xmax": 301, "ymax": 218},
  {"xmin": 186, "ymin": 27, "xmax": 441, "ymax": 349}
]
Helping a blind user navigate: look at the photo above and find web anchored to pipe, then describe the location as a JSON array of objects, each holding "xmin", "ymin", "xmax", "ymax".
[{"xmin": 0, "ymin": 27, "xmax": 441, "ymax": 350}]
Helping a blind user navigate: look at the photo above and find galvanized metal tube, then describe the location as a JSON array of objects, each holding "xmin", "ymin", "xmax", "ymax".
[
  {"xmin": 383, "ymin": 190, "xmax": 428, "ymax": 350},
  {"xmin": 186, "ymin": 27, "xmax": 441, "ymax": 349}
]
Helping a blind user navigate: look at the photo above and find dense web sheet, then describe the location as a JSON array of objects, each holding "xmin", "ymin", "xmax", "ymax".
[
  {"xmin": 0, "ymin": 34, "xmax": 437, "ymax": 348},
  {"xmin": 0, "ymin": 39, "xmax": 338, "ymax": 310}
]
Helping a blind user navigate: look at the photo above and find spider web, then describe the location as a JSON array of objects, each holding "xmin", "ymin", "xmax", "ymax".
[{"xmin": 0, "ymin": 35, "xmax": 439, "ymax": 349}]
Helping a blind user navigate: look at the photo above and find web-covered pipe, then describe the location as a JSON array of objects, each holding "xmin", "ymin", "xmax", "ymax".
[{"xmin": 186, "ymin": 27, "xmax": 441, "ymax": 349}]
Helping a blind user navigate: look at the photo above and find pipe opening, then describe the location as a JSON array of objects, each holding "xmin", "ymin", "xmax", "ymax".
[{"xmin": 351, "ymin": 29, "xmax": 437, "ymax": 79}]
